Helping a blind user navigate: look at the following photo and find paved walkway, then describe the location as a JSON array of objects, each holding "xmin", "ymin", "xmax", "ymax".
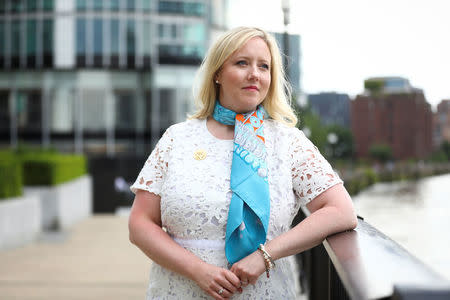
[{"xmin": 0, "ymin": 215, "xmax": 150, "ymax": 300}]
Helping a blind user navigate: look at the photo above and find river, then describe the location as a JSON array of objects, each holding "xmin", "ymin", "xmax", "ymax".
[{"xmin": 352, "ymin": 173, "xmax": 450, "ymax": 281}]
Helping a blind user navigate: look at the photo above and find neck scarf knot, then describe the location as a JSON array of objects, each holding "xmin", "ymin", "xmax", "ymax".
[{"xmin": 213, "ymin": 101, "xmax": 270, "ymax": 265}]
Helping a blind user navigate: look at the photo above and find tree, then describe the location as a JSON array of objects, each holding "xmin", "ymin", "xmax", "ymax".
[
  {"xmin": 296, "ymin": 105, "xmax": 328, "ymax": 153},
  {"xmin": 326, "ymin": 124, "xmax": 354, "ymax": 160},
  {"xmin": 442, "ymin": 141, "xmax": 450, "ymax": 161},
  {"xmin": 296, "ymin": 105, "xmax": 355, "ymax": 160},
  {"xmin": 369, "ymin": 144, "xmax": 392, "ymax": 163}
]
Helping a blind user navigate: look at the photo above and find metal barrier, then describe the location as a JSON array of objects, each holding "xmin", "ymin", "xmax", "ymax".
[{"xmin": 294, "ymin": 208, "xmax": 450, "ymax": 300}]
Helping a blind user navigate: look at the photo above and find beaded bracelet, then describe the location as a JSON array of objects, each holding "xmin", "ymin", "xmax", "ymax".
[{"xmin": 258, "ymin": 244, "xmax": 275, "ymax": 278}]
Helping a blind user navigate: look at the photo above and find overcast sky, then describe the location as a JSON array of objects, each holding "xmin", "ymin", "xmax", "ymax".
[{"xmin": 227, "ymin": 0, "xmax": 450, "ymax": 109}]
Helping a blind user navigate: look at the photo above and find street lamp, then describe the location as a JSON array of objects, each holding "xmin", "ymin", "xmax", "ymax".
[
  {"xmin": 281, "ymin": 0, "xmax": 290, "ymax": 78},
  {"xmin": 303, "ymin": 126, "xmax": 311, "ymax": 138},
  {"xmin": 327, "ymin": 132, "xmax": 339, "ymax": 159}
]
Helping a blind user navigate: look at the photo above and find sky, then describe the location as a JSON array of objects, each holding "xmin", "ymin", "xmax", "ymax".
[{"xmin": 227, "ymin": 0, "xmax": 450, "ymax": 109}]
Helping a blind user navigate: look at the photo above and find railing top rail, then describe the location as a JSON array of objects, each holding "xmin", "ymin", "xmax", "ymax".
[{"xmin": 306, "ymin": 207, "xmax": 450, "ymax": 300}]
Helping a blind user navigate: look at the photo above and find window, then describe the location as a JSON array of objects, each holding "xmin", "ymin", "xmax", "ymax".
[
  {"xmin": 0, "ymin": 21, "xmax": 4, "ymax": 59},
  {"xmin": 0, "ymin": 0, "xmax": 6, "ymax": 13},
  {"xmin": 81, "ymin": 90, "xmax": 106, "ymax": 131},
  {"xmin": 42, "ymin": 19, "xmax": 53, "ymax": 66},
  {"xmin": 143, "ymin": 0, "xmax": 152, "ymax": 11},
  {"xmin": 26, "ymin": 19, "xmax": 37, "ymax": 66},
  {"xmin": 158, "ymin": 1, "xmax": 206, "ymax": 16},
  {"xmin": 76, "ymin": 18, "xmax": 86, "ymax": 66},
  {"xmin": 93, "ymin": 2, "xmax": 103, "ymax": 11},
  {"xmin": 111, "ymin": 19, "xmax": 120, "ymax": 56},
  {"xmin": 16, "ymin": 91, "xmax": 42, "ymax": 133},
  {"xmin": 183, "ymin": 23, "xmax": 205, "ymax": 43},
  {"xmin": 159, "ymin": 89, "xmax": 174, "ymax": 129},
  {"xmin": 143, "ymin": 20, "xmax": 152, "ymax": 56},
  {"xmin": 76, "ymin": 0, "xmax": 87, "ymax": 11},
  {"xmin": 111, "ymin": 0, "xmax": 120, "ymax": 11},
  {"xmin": 171, "ymin": 24, "xmax": 177, "ymax": 39},
  {"xmin": 93, "ymin": 18, "xmax": 103, "ymax": 55},
  {"xmin": 11, "ymin": 1, "xmax": 24, "ymax": 13},
  {"xmin": 76, "ymin": 18, "xmax": 86, "ymax": 56},
  {"xmin": 115, "ymin": 92, "xmax": 135, "ymax": 130},
  {"xmin": 11, "ymin": 20, "xmax": 21, "ymax": 56},
  {"xmin": 127, "ymin": 0, "xmax": 135, "ymax": 11},
  {"xmin": 42, "ymin": 0, "xmax": 54, "ymax": 11},
  {"xmin": 126, "ymin": 19, "xmax": 135, "ymax": 55},
  {"xmin": 0, "ymin": 91, "xmax": 9, "ymax": 133},
  {"xmin": 42, "ymin": 19, "xmax": 53, "ymax": 54},
  {"xmin": 26, "ymin": 19, "xmax": 37, "ymax": 56},
  {"xmin": 158, "ymin": 23, "xmax": 164, "ymax": 38},
  {"xmin": 27, "ymin": 0, "xmax": 38, "ymax": 12}
]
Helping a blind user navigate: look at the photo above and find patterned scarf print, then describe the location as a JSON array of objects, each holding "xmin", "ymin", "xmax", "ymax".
[{"xmin": 212, "ymin": 101, "xmax": 270, "ymax": 265}]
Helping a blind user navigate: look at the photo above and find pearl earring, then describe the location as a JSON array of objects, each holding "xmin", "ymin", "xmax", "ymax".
[{"xmin": 215, "ymin": 80, "xmax": 219, "ymax": 84}]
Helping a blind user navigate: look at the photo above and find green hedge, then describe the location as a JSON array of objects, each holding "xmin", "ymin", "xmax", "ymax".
[
  {"xmin": 0, "ymin": 153, "xmax": 23, "ymax": 199},
  {"xmin": 21, "ymin": 154, "xmax": 87, "ymax": 186}
]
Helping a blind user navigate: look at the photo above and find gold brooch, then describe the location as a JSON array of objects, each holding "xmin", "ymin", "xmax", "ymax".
[{"xmin": 193, "ymin": 149, "xmax": 207, "ymax": 160}]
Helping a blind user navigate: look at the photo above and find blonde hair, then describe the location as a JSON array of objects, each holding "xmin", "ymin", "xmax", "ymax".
[{"xmin": 191, "ymin": 27, "xmax": 297, "ymax": 127}]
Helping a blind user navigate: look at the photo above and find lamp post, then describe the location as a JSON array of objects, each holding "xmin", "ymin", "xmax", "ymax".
[
  {"xmin": 327, "ymin": 132, "xmax": 339, "ymax": 159},
  {"xmin": 282, "ymin": 0, "xmax": 291, "ymax": 79}
]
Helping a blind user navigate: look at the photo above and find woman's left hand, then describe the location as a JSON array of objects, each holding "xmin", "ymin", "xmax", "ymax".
[{"xmin": 230, "ymin": 250, "xmax": 266, "ymax": 286}]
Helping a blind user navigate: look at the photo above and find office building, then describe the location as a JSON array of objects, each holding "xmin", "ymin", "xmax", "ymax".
[
  {"xmin": 308, "ymin": 92, "xmax": 350, "ymax": 128},
  {"xmin": 352, "ymin": 78, "xmax": 432, "ymax": 160},
  {"xmin": 0, "ymin": 0, "xmax": 210, "ymax": 156},
  {"xmin": 273, "ymin": 32, "xmax": 302, "ymax": 99}
]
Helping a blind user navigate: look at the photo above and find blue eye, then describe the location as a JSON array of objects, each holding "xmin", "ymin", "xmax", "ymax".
[
  {"xmin": 261, "ymin": 63, "xmax": 270, "ymax": 70},
  {"xmin": 236, "ymin": 60, "xmax": 247, "ymax": 66}
]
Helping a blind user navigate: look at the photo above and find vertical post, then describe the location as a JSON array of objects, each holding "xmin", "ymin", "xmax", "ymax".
[
  {"xmin": 151, "ymin": 75, "xmax": 160, "ymax": 148},
  {"xmin": 282, "ymin": 0, "xmax": 291, "ymax": 81},
  {"xmin": 9, "ymin": 88, "xmax": 18, "ymax": 149},
  {"xmin": 105, "ymin": 89, "xmax": 115, "ymax": 157},
  {"xmin": 283, "ymin": 31, "xmax": 289, "ymax": 79},
  {"xmin": 150, "ymin": 17, "xmax": 160, "ymax": 148},
  {"xmin": 135, "ymin": 72, "xmax": 145, "ymax": 155},
  {"xmin": 42, "ymin": 72, "xmax": 51, "ymax": 148},
  {"xmin": 310, "ymin": 245, "xmax": 331, "ymax": 300},
  {"xmin": 74, "ymin": 87, "xmax": 83, "ymax": 154}
]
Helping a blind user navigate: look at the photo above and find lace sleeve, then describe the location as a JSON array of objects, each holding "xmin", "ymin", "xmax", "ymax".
[
  {"xmin": 290, "ymin": 128, "xmax": 343, "ymax": 206},
  {"xmin": 130, "ymin": 127, "xmax": 174, "ymax": 196}
]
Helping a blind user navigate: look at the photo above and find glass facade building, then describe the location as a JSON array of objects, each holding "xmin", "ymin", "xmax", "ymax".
[{"xmin": 0, "ymin": 0, "xmax": 209, "ymax": 155}]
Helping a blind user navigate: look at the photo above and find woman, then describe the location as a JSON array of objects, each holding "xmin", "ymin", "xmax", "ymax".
[{"xmin": 129, "ymin": 27, "xmax": 357, "ymax": 299}]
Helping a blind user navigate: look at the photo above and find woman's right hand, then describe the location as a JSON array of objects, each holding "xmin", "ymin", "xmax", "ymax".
[{"xmin": 193, "ymin": 262, "xmax": 242, "ymax": 300}]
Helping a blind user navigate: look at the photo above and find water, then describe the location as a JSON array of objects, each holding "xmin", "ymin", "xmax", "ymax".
[{"xmin": 353, "ymin": 173, "xmax": 450, "ymax": 281}]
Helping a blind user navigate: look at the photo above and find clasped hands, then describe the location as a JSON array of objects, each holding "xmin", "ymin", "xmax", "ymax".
[{"xmin": 194, "ymin": 250, "xmax": 267, "ymax": 300}]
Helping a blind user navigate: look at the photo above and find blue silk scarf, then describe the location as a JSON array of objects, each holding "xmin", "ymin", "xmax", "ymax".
[{"xmin": 213, "ymin": 101, "xmax": 270, "ymax": 265}]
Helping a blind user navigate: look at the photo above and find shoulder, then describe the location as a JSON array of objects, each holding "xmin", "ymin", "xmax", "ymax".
[
  {"xmin": 165, "ymin": 118, "xmax": 203, "ymax": 136},
  {"xmin": 265, "ymin": 119, "xmax": 306, "ymax": 141}
]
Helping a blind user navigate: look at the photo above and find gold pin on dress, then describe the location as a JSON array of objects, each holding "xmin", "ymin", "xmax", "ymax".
[{"xmin": 193, "ymin": 149, "xmax": 207, "ymax": 160}]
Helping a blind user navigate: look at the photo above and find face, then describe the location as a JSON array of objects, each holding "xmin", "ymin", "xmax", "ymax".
[{"xmin": 215, "ymin": 37, "xmax": 272, "ymax": 113}]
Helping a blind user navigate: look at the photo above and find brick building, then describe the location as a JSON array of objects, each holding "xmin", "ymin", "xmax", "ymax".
[
  {"xmin": 351, "ymin": 91, "xmax": 433, "ymax": 160},
  {"xmin": 433, "ymin": 99, "xmax": 450, "ymax": 148}
]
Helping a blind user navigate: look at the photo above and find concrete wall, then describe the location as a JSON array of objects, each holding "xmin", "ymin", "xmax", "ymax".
[
  {"xmin": 24, "ymin": 175, "xmax": 93, "ymax": 230},
  {"xmin": 0, "ymin": 195, "xmax": 41, "ymax": 249}
]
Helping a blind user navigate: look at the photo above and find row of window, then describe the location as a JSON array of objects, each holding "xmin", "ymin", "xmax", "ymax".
[
  {"xmin": 0, "ymin": 19, "xmax": 53, "ymax": 68},
  {"xmin": 76, "ymin": 0, "xmax": 151, "ymax": 12},
  {"xmin": 0, "ymin": 89, "xmax": 178, "ymax": 133},
  {"xmin": 0, "ymin": 0, "xmax": 206, "ymax": 17},
  {"xmin": 0, "ymin": 0, "xmax": 53, "ymax": 13},
  {"xmin": 75, "ymin": 18, "xmax": 205, "ymax": 67},
  {"xmin": 0, "ymin": 16, "xmax": 205, "ymax": 68}
]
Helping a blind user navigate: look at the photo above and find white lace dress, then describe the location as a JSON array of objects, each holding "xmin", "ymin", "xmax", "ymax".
[{"xmin": 130, "ymin": 118, "xmax": 342, "ymax": 299}]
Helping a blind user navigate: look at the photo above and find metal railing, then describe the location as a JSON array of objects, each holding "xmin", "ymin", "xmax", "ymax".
[{"xmin": 294, "ymin": 208, "xmax": 450, "ymax": 300}]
